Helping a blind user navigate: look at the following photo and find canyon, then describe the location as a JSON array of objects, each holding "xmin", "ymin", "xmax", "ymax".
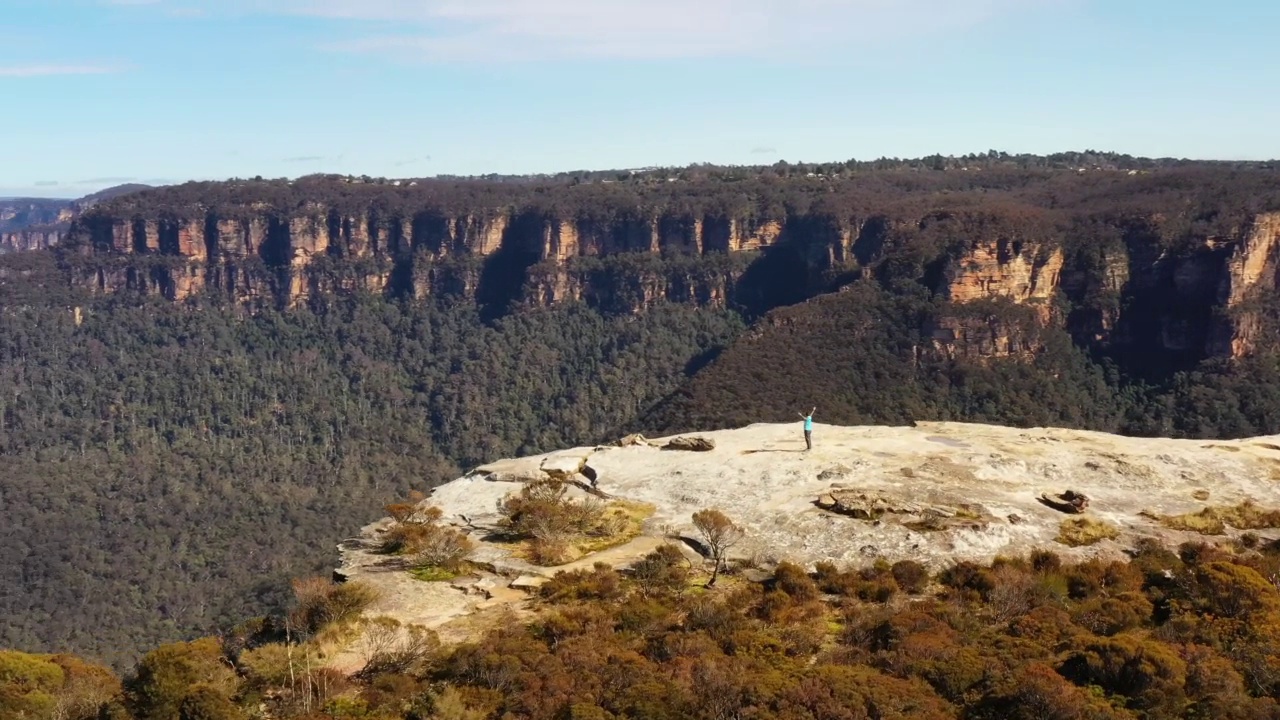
[
  {"xmin": 52, "ymin": 176, "xmax": 1280, "ymax": 364},
  {"xmin": 0, "ymin": 184, "xmax": 151, "ymax": 254}
]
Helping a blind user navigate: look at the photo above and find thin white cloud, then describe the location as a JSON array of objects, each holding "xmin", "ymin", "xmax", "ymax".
[
  {"xmin": 129, "ymin": 0, "xmax": 1058, "ymax": 62},
  {"xmin": 0, "ymin": 64, "xmax": 121, "ymax": 77}
]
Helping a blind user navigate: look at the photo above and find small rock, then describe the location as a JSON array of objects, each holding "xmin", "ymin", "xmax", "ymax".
[
  {"xmin": 817, "ymin": 464, "xmax": 853, "ymax": 482},
  {"xmin": 510, "ymin": 575, "xmax": 548, "ymax": 590},
  {"xmin": 859, "ymin": 545, "xmax": 879, "ymax": 556},
  {"xmin": 663, "ymin": 436, "xmax": 716, "ymax": 452},
  {"xmin": 615, "ymin": 433, "xmax": 653, "ymax": 447},
  {"xmin": 816, "ymin": 494, "xmax": 838, "ymax": 510},
  {"xmin": 1007, "ymin": 513, "xmax": 1024, "ymax": 525}
]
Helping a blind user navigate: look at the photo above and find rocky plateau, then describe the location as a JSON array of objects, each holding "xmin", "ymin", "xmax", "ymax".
[{"xmin": 331, "ymin": 421, "xmax": 1280, "ymax": 654}]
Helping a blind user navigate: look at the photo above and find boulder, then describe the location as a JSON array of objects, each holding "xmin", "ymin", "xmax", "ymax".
[
  {"xmin": 541, "ymin": 454, "xmax": 587, "ymax": 480},
  {"xmin": 816, "ymin": 490, "xmax": 912, "ymax": 520},
  {"xmin": 1038, "ymin": 490, "xmax": 1090, "ymax": 514},
  {"xmin": 663, "ymin": 436, "xmax": 716, "ymax": 452},
  {"xmin": 817, "ymin": 464, "xmax": 853, "ymax": 482},
  {"xmin": 510, "ymin": 575, "xmax": 549, "ymax": 590}
]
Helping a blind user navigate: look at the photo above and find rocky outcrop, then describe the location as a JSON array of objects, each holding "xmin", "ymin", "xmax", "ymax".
[
  {"xmin": 926, "ymin": 312, "xmax": 1047, "ymax": 361},
  {"xmin": 943, "ymin": 239, "xmax": 1064, "ymax": 321},
  {"xmin": 1214, "ymin": 213, "xmax": 1280, "ymax": 357},
  {"xmin": 1, "ymin": 228, "xmax": 63, "ymax": 253},
  {"xmin": 60, "ymin": 203, "xmax": 811, "ymax": 311}
]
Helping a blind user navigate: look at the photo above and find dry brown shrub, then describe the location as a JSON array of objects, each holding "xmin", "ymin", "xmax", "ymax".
[
  {"xmin": 357, "ymin": 618, "xmax": 440, "ymax": 678},
  {"xmin": 411, "ymin": 525, "xmax": 475, "ymax": 571},
  {"xmin": 289, "ymin": 577, "xmax": 380, "ymax": 634},
  {"xmin": 891, "ymin": 560, "xmax": 930, "ymax": 594}
]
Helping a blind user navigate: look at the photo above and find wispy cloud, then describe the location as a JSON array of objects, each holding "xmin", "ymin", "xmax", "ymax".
[
  {"xmin": 751, "ymin": 146, "xmax": 777, "ymax": 155},
  {"xmin": 120, "ymin": 0, "xmax": 1057, "ymax": 62},
  {"xmin": 393, "ymin": 156, "xmax": 432, "ymax": 167},
  {"xmin": 0, "ymin": 64, "xmax": 121, "ymax": 77},
  {"xmin": 282, "ymin": 155, "xmax": 327, "ymax": 163}
]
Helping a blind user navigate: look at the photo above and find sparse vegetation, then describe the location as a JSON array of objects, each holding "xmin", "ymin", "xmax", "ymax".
[
  {"xmin": 691, "ymin": 509, "xmax": 745, "ymax": 586},
  {"xmin": 498, "ymin": 480, "xmax": 651, "ymax": 565},
  {"xmin": 1056, "ymin": 517, "xmax": 1122, "ymax": 547},
  {"xmin": 1156, "ymin": 500, "xmax": 1280, "ymax": 535}
]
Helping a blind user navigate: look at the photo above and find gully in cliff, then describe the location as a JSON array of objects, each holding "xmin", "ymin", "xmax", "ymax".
[{"xmin": 797, "ymin": 407, "xmax": 816, "ymax": 450}]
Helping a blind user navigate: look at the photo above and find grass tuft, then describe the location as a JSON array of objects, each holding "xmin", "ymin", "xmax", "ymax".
[
  {"xmin": 1055, "ymin": 517, "xmax": 1121, "ymax": 547},
  {"xmin": 409, "ymin": 566, "xmax": 463, "ymax": 582},
  {"xmin": 1156, "ymin": 500, "xmax": 1280, "ymax": 536}
]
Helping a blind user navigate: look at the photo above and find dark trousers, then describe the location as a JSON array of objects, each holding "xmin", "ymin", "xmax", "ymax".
[{"xmin": 804, "ymin": 430, "xmax": 812, "ymax": 450}]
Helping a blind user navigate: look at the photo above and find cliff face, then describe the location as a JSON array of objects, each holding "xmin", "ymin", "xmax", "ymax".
[
  {"xmin": 925, "ymin": 215, "xmax": 1280, "ymax": 362},
  {"xmin": 2, "ymin": 228, "xmax": 64, "ymax": 254},
  {"xmin": 64, "ymin": 205, "xmax": 835, "ymax": 313},
  {"xmin": 48, "ymin": 182, "xmax": 1280, "ymax": 364}
]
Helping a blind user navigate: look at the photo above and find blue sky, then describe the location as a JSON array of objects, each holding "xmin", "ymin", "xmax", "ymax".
[{"xmin": 2, "ymin": 0, "xmax": 1278, "ymax": 198}]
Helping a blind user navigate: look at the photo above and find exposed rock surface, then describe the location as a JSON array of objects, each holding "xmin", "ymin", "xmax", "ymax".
[
  {"xmin": 944, "ymin": 239, "xmax": 1064, "ymax": 318},
  {"xmin": 334, "ymin": 421, "xmax": 1280, "ymax": 652}
]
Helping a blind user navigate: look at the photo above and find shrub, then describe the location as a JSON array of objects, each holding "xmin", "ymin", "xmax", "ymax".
[
  {"xmin": 357, "ymin": 619, "xmax": 440, "ymax": 678},
  {"xmin": 891, "ymin": 560, "xmax": 930, "ymax": 594},
  {"xmin": 773, "ymin": 561, "xmax": 820, "ymax": 604},
  {"xmin": 0, "ymin": 651, "xmax": 64, "ymax": 720},
  {"xmin": 410, "ymin": 525, "xmax": 475, "ymax": 572},
  {"xmin": 939, "ymin": 561, "xmax": 996, "ymax": 600},
  {"xmin": 380, "ymin": 523, "xmax": 434, "ymax": 554},
  {"xmin": 176, "ymin": 685, "xmax": 246, "ymax": 720},
  {"xmin": 1072, "ymin": 592, "xmax": 1154, "ymax": 636},
  {"xmin": 498, "ymin": 480, "xmax": 621, "ymax": 565},
  {"xmin": 1030, "ymin": 549, "xmax": 1062, "ymax": 573},
  {"xmin": 630, "ymin": 544, "xmax": 689, "ymax": 596},
  {"xmin": 540, "ymin": 563, "xmax": 623, "ymax": 602},
  {"xmin": 500, "ymin": 479, "xmax": 603, "ymax": 542},
  {"xmin": 126, "ymin": 638, "xmax": 237, "ymax": 720},
  {"xmin": 1058, "ymin": 635, "xmax": 1188, "ymax": 716},
  {"xmin": 289, "ymin": 577, "xmax": 380, "ymax": 634}
]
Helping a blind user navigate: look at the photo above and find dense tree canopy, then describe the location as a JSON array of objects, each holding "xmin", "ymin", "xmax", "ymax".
[{"xmin": 5, "ymin": 537, "xmax": 1280, "ymax": 719}]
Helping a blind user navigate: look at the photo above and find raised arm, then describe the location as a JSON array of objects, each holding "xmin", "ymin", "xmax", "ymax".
[{"xmin": 810, "ymin": 407, "xmax": 816, "ymax": 416}]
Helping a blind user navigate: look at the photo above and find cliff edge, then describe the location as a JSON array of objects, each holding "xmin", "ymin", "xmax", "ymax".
[{"xmin": 331, "ymin": 421, "xmax": 1280, "ymax": 652}]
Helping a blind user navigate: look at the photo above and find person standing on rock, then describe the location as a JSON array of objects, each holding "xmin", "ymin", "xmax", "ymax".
[{"xmin": 797, "ymin": 407, "xmax": 816, "ymax": 451}]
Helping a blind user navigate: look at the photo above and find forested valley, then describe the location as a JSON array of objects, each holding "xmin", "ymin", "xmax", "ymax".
[
  {"xmin": 0, "ymin": 254, "xmax": 744, "ymax": 666},
  {"xmin": 5, "ymin": 153, "xmax": 1280, "ymax": 677}
]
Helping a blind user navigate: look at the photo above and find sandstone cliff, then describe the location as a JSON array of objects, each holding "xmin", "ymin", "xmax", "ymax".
[
  {"xmin": 63, "ymin": 205, "xmax": 825, "ymax": 312},
  {"xmin": 1, "ymin": 228, "xmax": 63, "ymax": 254},
  {"xmin": 40, "ymin": 178, "xmax": 1280, "ymax": 363}
]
